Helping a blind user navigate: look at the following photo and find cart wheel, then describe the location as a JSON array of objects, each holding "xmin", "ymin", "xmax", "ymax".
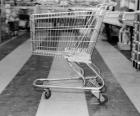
[
  {"xmin": 98, "ymin": 94, "xmax": 108, "ymax": 105},
  {"xmin": 44, "ymin": 88, "xmax": 51, "ymax": 99},
  {"xmin": 100, "ymin": 85, "xmax": 107, "ymax": 93}
]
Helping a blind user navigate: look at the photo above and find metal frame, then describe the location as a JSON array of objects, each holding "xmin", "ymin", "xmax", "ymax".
[{"xmin": 31, "ymin": 3, "xmax": 114, "ymax": 104}]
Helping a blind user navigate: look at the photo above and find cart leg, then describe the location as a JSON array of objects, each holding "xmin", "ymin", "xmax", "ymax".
[
  {"xmin": 44, "ymin": 88, "xmax": 51, "ymax": 99},
  {"xmin": 100, "ymin": 85, "xmax": 107, "ymax": 93},
  {"xmin": 91, "ymin": 91, "xmax": 108, "ymax": 105}
]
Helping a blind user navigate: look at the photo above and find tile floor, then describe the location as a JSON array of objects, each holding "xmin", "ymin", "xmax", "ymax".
[{"xmin": 0, "ymin": 34, "xmax": 139, "ymax": 116}]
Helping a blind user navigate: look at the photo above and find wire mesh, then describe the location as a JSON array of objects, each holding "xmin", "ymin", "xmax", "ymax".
[{"xmin": 31, "ymin": 6, "xmax": 105, "ymax": 57}]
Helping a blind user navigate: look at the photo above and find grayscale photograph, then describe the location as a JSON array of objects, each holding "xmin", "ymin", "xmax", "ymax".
[{"xmin": 0, "ymin": 0, "xmax": 140, "ymax": 116}]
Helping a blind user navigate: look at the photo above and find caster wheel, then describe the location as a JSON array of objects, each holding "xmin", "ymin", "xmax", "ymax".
[
  {"xmin": 98, "ymin": 94, "xmax": 108, "ymax": 105},
  {"xmin": 44, "ymin": 88, "xmax": 51, "ymax": 99},
  {"xmin": 100, "ymin": 85, "xmax": 107, "ymax": 93}
]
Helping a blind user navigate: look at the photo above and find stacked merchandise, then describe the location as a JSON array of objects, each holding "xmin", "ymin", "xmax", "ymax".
[
  {"xmin": 0, "ymin": 4, "xmax": 11, "ymax": 43},
  {"xmin": 132, "ymin": 13, "xmax": 140, "ymax": 70}
]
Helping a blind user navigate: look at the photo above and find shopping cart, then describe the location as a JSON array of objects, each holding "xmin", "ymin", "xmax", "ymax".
[{"xmin": 31, "ymin": 3, "xmax": 112, "ymax": 105}]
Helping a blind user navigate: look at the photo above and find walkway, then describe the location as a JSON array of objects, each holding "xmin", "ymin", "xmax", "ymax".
[
  {"xmin": 96, "ymin": 40, "xmax": 140, "ymax": 113},
  {"xmin": 0, "ymin": 39, "xmax": 31, "ymax": 94},
  {"xmin": 0, "ymin": 38, "xmax": 139, "ymax": 116}
]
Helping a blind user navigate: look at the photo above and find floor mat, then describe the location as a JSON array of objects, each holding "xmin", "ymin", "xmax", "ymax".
[
  {"xmin": 0, "ymin": 55, "xmax": 53, "ymax": 116},
  {"xmin": 85, "ymin": 49, "xmax": 140, "ymax": 116}
]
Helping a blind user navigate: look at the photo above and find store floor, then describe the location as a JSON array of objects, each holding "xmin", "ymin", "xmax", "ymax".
[
  {"xmin": 0, "ymin": 31, "xmax": 29, "ymax": 61},
  {"xmin": 96, "ymin": 40, "xmax": 140, "ymax": 113},
  {"xmin": 0, "ymin": 35, "xmax": 139, "ymax": 116}
]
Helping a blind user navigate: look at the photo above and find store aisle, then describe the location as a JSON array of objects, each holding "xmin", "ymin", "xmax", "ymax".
[
  {"xmin": 36, "ymin": 56, "xmax": 89, "ymax": 116},
  {"xmin": 96, "ymin": 40, "xmax": 140, "ymax": 113},
  {"xmin": 0, "ymin": 39, "xmax": 31, "ymax": 94},
  {"xmin": 0, "ymin": 32, "xmax": 29, "ymax": 61},
  {"xmin": 0, "ymin": 37, "xmax": 140, "ymax": 116}
]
